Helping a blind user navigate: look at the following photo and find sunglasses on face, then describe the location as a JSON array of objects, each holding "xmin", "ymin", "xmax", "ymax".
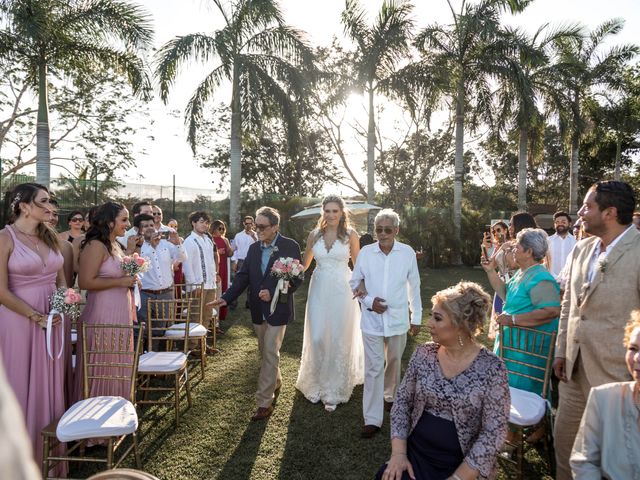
[
  {"xmin": 255, "ymin": 223, "xmax": 271, "ymax": 231},
  {"xmin": 244, "ymin": 223, "xmax": 253, "ymax": 226},
  {"xmin": 152, "ymin": 212, "xmax": 162, "ymax": 216},
  {"xmin": 70, "ymin": 217, "xmax": 84, "ymax": 222},
  {"xmin": 375, "ymin": 227, "xmax": 394, "ymax": 234}
]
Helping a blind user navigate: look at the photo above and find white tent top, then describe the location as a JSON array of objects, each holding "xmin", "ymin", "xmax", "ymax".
[{"xmin": 290, "ymin": 201, "xmax": 382, "ymax": 219}]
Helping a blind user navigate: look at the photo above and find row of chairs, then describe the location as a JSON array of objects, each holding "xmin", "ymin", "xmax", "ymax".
[{"xmin": 41, "ymin": 287, "xmax": 215, "ymax": 480}]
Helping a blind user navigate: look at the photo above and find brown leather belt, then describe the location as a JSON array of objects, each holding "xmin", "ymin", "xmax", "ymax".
[{"xmin": 140, "ymin": 287, "xmax": 173, "ymax": 295}]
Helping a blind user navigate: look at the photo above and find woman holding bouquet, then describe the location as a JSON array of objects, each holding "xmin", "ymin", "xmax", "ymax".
[
  {"xmin": 295, "ymin": 195, "xmax": 364, "ymax": 412},
  {"xmin": 75, "ymin": 202, "xmax": 138, "ymax": 402},
  {"xmin": 0, "ymin": 183, "xmax": 67, "ymax": 474}
]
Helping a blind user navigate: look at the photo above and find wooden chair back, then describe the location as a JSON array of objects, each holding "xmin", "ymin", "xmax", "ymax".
[{"xmin": 145, "ymin": 298, "xmax": 192, "ymax": 353}]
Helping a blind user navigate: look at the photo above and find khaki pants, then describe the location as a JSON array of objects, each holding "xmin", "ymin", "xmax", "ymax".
[
  {"xmin": 362, "ymin": 332, "xmax": 407, "ymax": 427},
  {"xmin": 554, "ymin": 355, "xmax": 592, "ymax": 480},
  {"xmin": 253, "ymin": 322, "xmax": 287, "ymax": 408}
]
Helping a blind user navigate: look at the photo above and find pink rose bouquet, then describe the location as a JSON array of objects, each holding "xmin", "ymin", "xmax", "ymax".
[
  {"xmin": 47, "ymin": 287, "xmax": 82, "ymax": 359},
  {"xmin": 270, "ymin": 257, "xmax": 304, "ymax": 310},
  {"xmin": 121, "ymin": 252, "xmax": 150, "ymax": 276}
]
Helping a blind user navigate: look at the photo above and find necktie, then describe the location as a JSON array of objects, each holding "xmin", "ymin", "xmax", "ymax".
[{"xmin": 194, "ymin": 237, "xmax": 207, "ymax": 283}]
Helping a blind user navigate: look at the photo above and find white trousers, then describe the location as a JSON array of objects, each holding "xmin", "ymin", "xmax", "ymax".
[{"xmin": 362, "ymin": 332, "xmax": 407, "ymax": 427}]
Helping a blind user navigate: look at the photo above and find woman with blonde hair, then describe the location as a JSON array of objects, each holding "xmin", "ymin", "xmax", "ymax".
[
  {"xmin": 570, "ymin": 311, "xmax": 640, "ymax": 478},
  {"xmin": 377, "ymin": 281, "xmax": 510, "ymax": 480},
  {"xmin": 295, "ymin": 195, "xmax": 364, "ymax": 412}
]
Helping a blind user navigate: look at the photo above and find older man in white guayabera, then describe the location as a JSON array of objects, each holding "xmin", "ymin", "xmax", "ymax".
[{"xmin": 351, "ymin": 209, "xmax": 422, "ymax": 439}]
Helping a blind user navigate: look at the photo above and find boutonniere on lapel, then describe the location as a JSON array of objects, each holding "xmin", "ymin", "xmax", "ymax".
[
  {"xmin": 596, "ymin": 257, "xmax": 607, "ymax": 275},
  {"xmin": 270, "ymin": 246, "xmax": 279, "ymax": 257}
]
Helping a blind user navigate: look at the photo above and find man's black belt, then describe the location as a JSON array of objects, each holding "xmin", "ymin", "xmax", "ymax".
[{"xmin": 141, "ymin": 287, "xmax": 173, "ymax": 295}]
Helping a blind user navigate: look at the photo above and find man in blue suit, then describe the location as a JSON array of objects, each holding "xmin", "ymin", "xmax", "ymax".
[{"xmin": 210, "ymin": 206, "xmax": 302, "ymax": 421}]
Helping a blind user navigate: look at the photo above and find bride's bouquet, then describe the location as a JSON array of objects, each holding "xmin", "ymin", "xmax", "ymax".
[
  {"xmin": 47, "ymin": 287, "xmax": 82, "ymax": 359},
  {"xmin": 120, "ymin": 253, "xmax": 150, "ymax": 310},
  {"xmin": 270, "ymin": 257, "xmax": 304, "ymax": 312}
]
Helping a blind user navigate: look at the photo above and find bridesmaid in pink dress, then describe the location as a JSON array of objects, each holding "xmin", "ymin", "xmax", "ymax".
[
  {"xmin": 74, "ymin": 202, "xmax": 138, "ymax": 402},
  {"xmin": 0, "ymin": 183, "xmax": 67, "ymax": 475}
]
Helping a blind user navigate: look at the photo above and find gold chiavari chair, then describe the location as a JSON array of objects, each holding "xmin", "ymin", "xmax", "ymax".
[
  {"xmin": 498, "ymin": 324, "xmax": 556, "ymax": 479},
  {"xmin": 136, "ymin": 299, "xmax": 192, "ymax": 426},
  {"xmin": 42, "ymin": 323, "xmax": 144, "ymax": 479}
]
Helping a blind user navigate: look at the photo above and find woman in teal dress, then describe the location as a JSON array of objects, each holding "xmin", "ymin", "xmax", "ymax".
[{"xmin": 482, "ymin": 228, "xmax": 561, "ymax": 396}]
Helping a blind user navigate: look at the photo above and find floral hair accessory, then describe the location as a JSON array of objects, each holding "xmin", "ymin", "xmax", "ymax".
[{"xmin": 10, "ymin": 192, "xmax": 22, "ymax": 211}]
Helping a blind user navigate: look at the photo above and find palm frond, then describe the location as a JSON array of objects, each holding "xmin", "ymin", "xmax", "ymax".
[
  {"xmin": 154, "ymin": 33, "xmax": 222, "ymax": 103},
  {"xmin": 341, "ymin": 0, "xmax": 370, "ymax": 52}
]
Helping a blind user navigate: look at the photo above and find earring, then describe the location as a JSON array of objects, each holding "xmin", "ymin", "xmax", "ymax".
[{"xmin": 458, "ymin": 334, "xmax": 464, "ymax": 347}]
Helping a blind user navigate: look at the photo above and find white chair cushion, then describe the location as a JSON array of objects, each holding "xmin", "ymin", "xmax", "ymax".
[
  {"xmin": 138, "ymin": 351, "xmax": 187, "ymax": 373},
  {"xmin": 56, "ymin": 396, "xmax": 137, "ymax": 442},
  {"xmin": 71, "ymin": 329, "xmax": 77, "ymax": 344},
  {"xmin": 211, "ymin": 308, "xmax": 217, "ymax": 317},
  {"xmin": 509, "ymin": 386, "xmax": 547, "ymax": 426},
  {"xmin": 164, "ymin": 323, "xmax": 207, "ymax": 338}
]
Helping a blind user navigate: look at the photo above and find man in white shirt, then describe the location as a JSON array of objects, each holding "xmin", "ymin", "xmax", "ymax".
[
  {"xmin": 548, "ymin": 211, "xmax": 577, "ymax": 280},
  {"xmin": 182, "ymin": 211, "xmax": 219, "ymax": 350},
  {"xmin": 350, "ymin": 209, "xmax": 422, "ymax": 439},
  {"xmin": 135, "ymin": 214, "xmax": 187, "ymax": 348},
  {"xmin": 231, "ymin": 216, "xmax": 258, "ymax": 273},
  {"xmin": 117, "ymin": 201, "xmax": 153, "ymax": 252}
]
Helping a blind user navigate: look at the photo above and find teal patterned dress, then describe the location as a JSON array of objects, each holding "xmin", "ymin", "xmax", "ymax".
[{"xmin": 496, "ymin": 264, "xmax": 560, "ymax": 396}]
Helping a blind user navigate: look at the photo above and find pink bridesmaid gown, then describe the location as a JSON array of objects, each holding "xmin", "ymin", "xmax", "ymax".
[
  {"xmin": 0, "ymin": 225, "xmax": 67, "ymax": 475},
  {"xmin": 74, "ymin": 253, "xmax": 134, "ymax": 403}
]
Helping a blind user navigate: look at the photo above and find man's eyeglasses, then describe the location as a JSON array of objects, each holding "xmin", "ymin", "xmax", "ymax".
[
  {"xmin": 255, "ymin": 223, "xmax": 272, "ymax": 231},
  {"xmin": 70, "ymin": 217, "xmax": 84, "ymax": 222},
  {"xmin": 244, "ymin": 222, "xmax": 253, "ymax": 226},
  {"xmin": 375, "ymin": 227, "xmax": 394, "ymax": 234}
]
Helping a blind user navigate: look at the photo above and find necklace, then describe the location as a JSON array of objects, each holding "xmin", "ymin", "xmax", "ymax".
[{"xmin": 13, "ymin": 224, "xmax": 46, "ymax": 267}]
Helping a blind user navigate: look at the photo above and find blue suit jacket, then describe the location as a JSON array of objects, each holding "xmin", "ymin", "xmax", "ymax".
[{"xmin": 222, "ymin": 234, "xmax": 302, "ymax": 326}]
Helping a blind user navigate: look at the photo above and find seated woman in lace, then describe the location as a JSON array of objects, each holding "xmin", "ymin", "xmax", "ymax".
[{"xmin": 376, "ymin": 281, "xmax": 510, "ymax": 480}]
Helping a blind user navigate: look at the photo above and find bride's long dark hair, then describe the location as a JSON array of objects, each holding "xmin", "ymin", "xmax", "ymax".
[{"xmin": 313, "ymin": 195, "xmax": 352, "ymax": 244}]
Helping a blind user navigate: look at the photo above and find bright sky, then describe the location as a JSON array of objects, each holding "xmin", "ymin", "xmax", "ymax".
[{"xmin": 116, "ymin": 0, "xmax": 639, "ymax": 194}]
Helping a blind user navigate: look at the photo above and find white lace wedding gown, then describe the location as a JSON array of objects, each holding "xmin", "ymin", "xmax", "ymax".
[{"xmin": 295, "ymin": 236, "xmax": 364, "ymax": 407}]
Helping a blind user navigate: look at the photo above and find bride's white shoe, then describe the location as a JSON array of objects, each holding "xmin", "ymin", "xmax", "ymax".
[{"xmin": 324, "ymin": 403, "xmax": 337, "ymax": 412}]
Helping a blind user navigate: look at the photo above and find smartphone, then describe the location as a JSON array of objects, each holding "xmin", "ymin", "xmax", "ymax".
[
  {"xmin": 159, "ymin": 231, "xmax": 170, "ymax": 240},
  {"xmin": 481, "ymin": 245, "xmax": 489, "ymax": 260}
]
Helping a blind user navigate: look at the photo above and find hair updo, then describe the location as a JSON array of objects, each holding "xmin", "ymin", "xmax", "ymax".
[{"xmin": 431, "ymin": 281, "xmax": 491, "ymax": 336}]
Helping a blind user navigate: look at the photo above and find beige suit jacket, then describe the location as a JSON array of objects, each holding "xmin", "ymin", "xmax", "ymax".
[{"xmin": 556, "ymin": 226, "xmax": 640, "ymax": 386}]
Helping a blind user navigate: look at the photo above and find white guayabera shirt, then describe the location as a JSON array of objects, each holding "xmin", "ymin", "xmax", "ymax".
[{"xmin": 350, "ymin": 240, "xmax": 422, "ymax": 337}]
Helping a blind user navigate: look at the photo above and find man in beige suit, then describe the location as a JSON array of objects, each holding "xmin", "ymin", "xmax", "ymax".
[{"xmin": 553, "ymin": 180, "xmax": 639, "ymax": 480}]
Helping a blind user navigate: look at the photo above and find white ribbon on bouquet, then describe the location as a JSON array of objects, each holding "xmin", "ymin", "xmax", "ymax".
[
  {"xmin": 269, "ymin": 278, "xmax": 289, "ymax": 314},
  {"xmin": 134, "ymin": 284, "xmax": 141, "ymax": 310},
  {"xmin": 46, "ymin": 310, "xmax": 65, "ymax": 360}
]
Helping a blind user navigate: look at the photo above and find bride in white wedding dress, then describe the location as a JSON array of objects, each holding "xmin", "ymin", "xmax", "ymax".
[{"xmin": 295, "ymin": 195, "xmax": 365, "ymax": 412}]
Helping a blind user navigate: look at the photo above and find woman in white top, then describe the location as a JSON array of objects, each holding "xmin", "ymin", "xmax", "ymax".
[
  {"xmin": 570, "ymin": 310, "xmax": 640, "ymax": 479},
  {"xmin": 295, "ymin": 195, "xmax": 364, "ymax": 412}
]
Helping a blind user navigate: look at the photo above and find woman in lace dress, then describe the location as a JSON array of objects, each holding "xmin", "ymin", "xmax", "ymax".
[
  {"xmin": 295, "ymin": 195, "xmax": 364, "ymax": 412},
  {"xmin": 377, "ymin": 282, "xmax": 510, "ymax": 480}
]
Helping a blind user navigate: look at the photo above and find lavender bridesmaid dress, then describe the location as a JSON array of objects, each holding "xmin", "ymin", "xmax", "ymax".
[{"xmin": 0, "ymin": 225, "xmax": 67, "ymax": 475}]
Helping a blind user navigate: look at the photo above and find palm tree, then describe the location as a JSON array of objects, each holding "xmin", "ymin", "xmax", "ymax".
[
  {"xmin": 341, "ymin": 0, "xmax": 414, "ymax": 213},
  {"xmin": 554, "ymin": 19, "xmax": 638, "ymax": 212},
  {"xmin": 0, "ymin": 0, "xmax": 153, "ymax": 188},
  {"xmin": 415, "ymin": 0, "xmax": 531, "ymax": 264},
  {"xmin": 155, "ymin": 0, "xmax": 315, "ymax": 230},
  {"xmin": 493, "ymin": 23, "xmax": 582, "ymax": 210}
]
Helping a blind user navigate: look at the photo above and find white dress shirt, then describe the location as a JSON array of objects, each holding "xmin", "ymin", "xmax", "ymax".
[
  {"xmin": 548, "ymin": 233, "xmax": 577, "ymax": 279},
  {"xmin": 116, "ymin": 226, "xmax": 138, "ymax": 249},
  {"xmin": 350, "ymin": 240, "xmax": 422, "ymax": 337},
  {"xmin": 586, "ymin": 224, "xmax": 635, "ymax": 283},
  {"xmin": 140, "ymin": 239, "xmax": 187, "ymax": 291},
  {"xmin": 182, "ymin": 232, "xmax": 217, "ymax": 290},
  {"xmin": 231, "ymin": 230, "xmax": 257, "ymax": 261}
]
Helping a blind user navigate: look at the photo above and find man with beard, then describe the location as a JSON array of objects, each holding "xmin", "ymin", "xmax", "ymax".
[
  {"xmin": 553, "ymin": 181, "xmax": 640, "ymax": 479},
  {"xmin": 548, "ymin": 211, "xmax": 577, "ymax": 281}
]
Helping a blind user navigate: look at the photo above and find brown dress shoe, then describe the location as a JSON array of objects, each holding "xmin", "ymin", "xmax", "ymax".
[
  {"xmin": 361, "ymin": 425, "xmax": 381, "ymax": 438},
  {"xmin": 251, "ymin": 405, "xmax": 274, "ymax": 421},
  {"xmin": 384, "ymin": 400, "xmax": 393, "ymax": 412}
]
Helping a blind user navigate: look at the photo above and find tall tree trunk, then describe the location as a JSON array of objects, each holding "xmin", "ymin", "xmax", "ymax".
[
  {"xmin": 614, "ymin": 136, "xmax": 622, "ymax": 180},
  {"xmin": 36, "ymin": 62, "xmax": 51, "ymax": 187},
  {"xmin": 452, "ymin": 81, "xmax": 464, "ymax": 266},
  {"xmin": 366, "ymin": 85, "xmax": 376, "ymax": 233},
  {"xmin": 517, "ymin": 128, "xmax": 528, "ymax": 211},
  {"xmin": 569, "ymin": 131, "xmax": 579, "ymax": 213},
  {"xmin": 229, "ymin": 67, "xmax": 242, "ymax": 232}
]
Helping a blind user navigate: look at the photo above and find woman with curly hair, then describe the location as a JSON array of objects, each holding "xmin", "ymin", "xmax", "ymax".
[
  {"xmin": 377, "ymin": 281, "xmax": 510, "ymax": 480},
  {"xmin": 74, "ymin": 202, "xmax": 138, "ymax": 403},
  {"xmin": 295, "ymin": 195, "xmax": 364, "ymax": 412}
]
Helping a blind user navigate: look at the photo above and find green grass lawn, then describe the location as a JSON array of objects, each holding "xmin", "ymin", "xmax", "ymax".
[{"xmin": 73, "ymin": 267, "xmax": 553, "ymax": 479}]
